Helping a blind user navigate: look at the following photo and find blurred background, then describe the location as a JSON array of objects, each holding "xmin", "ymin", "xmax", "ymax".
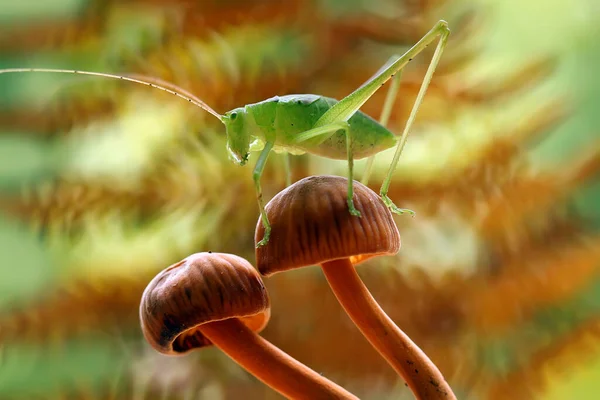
[{"xmin": 0, "ymin": 0, "xmax": 599, "ymax": 398}]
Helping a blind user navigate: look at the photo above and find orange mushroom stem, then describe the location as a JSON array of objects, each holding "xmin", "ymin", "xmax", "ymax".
[
  {"xmin": 321, "ymin": 258, "xmax": 452, "ymax": 399},
  {"xmin": 256, "ymin": 176, "xmax": 456, "ymax": 399},
  {"xmin": 140, "ymin": 252, "xmax": 358, "ymax": 400},
  {"xmin": 200, "ymin": 318, "xmax": 356, "ymax": 399}
]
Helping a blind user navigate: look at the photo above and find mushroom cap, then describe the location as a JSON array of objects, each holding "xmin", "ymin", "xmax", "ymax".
[
  {"xmin": 140, "ymin": 252, "xmax": 270, "ymax": 355},
  {"xmin": 256, "ymin": 175, "xmax": 401, "ymax": 276}
]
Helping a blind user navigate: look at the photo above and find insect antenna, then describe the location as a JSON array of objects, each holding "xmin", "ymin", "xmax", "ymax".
[{"xmin": 0, "ymin": 68, "xmax": 224, "ymax": 122}]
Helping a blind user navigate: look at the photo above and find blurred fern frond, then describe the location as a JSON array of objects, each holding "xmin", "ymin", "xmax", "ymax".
[{"xmin": 1, "ymin": 0, "xmax": 600, "ymax": 399}]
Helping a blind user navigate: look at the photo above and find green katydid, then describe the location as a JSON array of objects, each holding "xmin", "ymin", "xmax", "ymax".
[{"xmin": 0, "ymin": 20, "xmax": 450, "ymax": 247}]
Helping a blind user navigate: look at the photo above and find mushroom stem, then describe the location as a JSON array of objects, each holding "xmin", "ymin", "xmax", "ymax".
[
  {"xmin": 199, "ymin": 318, "xmax": 358, "ymax": 400},
  {"xmin": 320, "ymin": 258, "xmax": 455, "ymax": 400}
]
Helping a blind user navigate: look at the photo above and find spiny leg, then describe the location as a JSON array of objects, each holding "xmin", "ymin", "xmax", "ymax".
[
  {"xmin": 380, "ymin": 25, "xmax": 450, "ymax": 215},
  {"xmin": 345, "ymin": 128, "xmax": 361, "ymax": 217},
  {"xmin": 254, "ymin": 141, "xmax": 275, "ymax": 248},
  {"xmin": 361, "ymin": 66, "xmax": 403, "ymax": 185}
]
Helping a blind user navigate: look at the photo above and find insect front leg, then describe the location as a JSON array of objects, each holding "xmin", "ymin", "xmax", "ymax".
[{"xmin": 254, "ymin": 141, "xmax": 275, "ymax": 248}]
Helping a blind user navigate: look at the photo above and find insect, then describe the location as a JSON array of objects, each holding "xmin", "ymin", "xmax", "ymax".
[{"xmin": 0, "ymin": 20, "xmax": 449, "ymax": 247}]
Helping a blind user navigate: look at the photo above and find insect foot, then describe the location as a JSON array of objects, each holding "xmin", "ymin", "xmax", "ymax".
[
  {"xmin": 256, "ymin": 227, "xmax": 271, "ymax": 248},
  {"xmin": 347, "ymin": 198, "xmax": 362, "ymax": 218},
  {"xmin": 381, "ymin": 194, "xmax": 416, "ymax": 217}
]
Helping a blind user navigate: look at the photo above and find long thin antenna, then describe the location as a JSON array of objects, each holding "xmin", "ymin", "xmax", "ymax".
[{"xmin": 0, "ymin": 68, "xmax": 224, "ymax": 122}]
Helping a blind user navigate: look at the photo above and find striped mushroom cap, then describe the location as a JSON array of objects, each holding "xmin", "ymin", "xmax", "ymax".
[
  {"xmin": 140, "ymin": 252, "xmax": 270, "ymax": 355},
  {"xmin": 256, "ymin": 175, "xmax": 401, "ymax": 276}
]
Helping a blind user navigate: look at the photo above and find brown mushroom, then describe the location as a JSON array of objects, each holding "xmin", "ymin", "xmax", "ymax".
[
  {"xmin": 256, "ymin": 175, "xmax": 456, "ymax": 399},
  {"xmin": 140, "ymin": 252, "xmax": 358, "ymax": 400}
]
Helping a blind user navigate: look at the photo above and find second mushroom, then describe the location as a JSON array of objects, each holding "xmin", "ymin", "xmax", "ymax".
[{"xmin": 140, "ymin": 251, "xmax": 358, "ymax": 399}]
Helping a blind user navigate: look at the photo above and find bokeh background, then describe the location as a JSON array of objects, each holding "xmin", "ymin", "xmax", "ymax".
[{"xmin": 1, "ymin": 0, "xmax": 599, "ymax": 398}]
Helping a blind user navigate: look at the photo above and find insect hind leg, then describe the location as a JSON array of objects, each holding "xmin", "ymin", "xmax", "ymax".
[
  {"xmin": 380, "ymin": 22, "xmax": 450, "ymax": 216},
  {"xmin": 305, "ymin": 20, "xmax": 450, "ymax": 216}
]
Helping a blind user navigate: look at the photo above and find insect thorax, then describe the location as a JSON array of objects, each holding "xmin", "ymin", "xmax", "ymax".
[{"xmin": 245, "ymin": 95, "xmax": 328, "ymax": 135}]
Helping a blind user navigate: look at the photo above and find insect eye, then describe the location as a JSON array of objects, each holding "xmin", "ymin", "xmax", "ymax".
[{"xmin": 230, "ymin": 112, "xmax": 237, "ymax": 120}]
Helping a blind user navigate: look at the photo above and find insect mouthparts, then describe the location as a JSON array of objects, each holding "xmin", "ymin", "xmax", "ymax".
[{"xmin": 241, "ymin": 153, "xmax": 250, "ymax": 165}]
